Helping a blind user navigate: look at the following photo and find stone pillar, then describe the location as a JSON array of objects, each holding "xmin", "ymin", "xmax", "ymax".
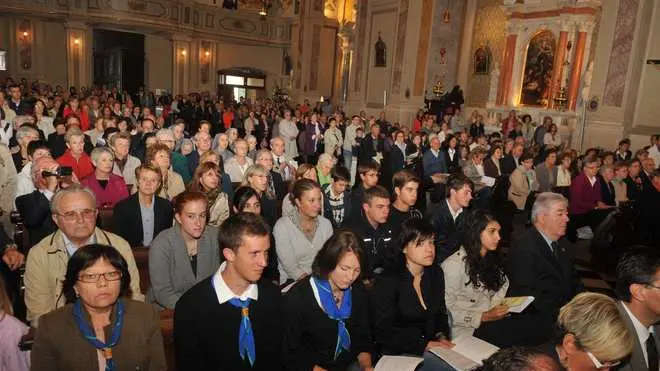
[
  {"xmin": 567, "ymin": 22, "xmax": 590, "ymax": 111},
  {"xmin": 337, "ymin": 27, "xmax": 354, "ymax": 106},
  {"xmin": 497, "ymin": 25, "xmax": 517, "ymax": 106},
  {"xmin": 172, "ymin": 35, "xmax": 191, "ymax": 95},
  {"xmin": 456, "ymin": 0, "xmax": 478, "ymax": 89},
  {"xmin": 548, "ymin": 21, "xmax": 570, "ymax": 108},
  {"xmin": 65, "ymin": 21, "xmax": 92, "ymax": 89}
]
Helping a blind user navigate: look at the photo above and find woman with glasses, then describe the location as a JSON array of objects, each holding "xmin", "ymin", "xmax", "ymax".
[
  {"xmin": 148, "ymin": 191, "xmax": 220, "ymax": 310},
  {"xmin": 241, "ymin": 164, "xmax": 278, "ymax": 227},
  {"xmin": 31, "ymin": 244, "xmax": 167, "ymax": 370},
  {"xmin": 539, "ymin": 292, "xmax": 633, "ymax": 371}
]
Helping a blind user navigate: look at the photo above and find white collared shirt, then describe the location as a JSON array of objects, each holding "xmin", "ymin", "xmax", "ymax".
[
  {"xmin": 446, "ymin": 199, "xmax": 463, "ymax": 222},
  {"xmin": 212, "ymin": 262, "xmax": 259, "ymax": 305},
  {"xmin": 537, "ymin": 229, "xmax": 556, "ymax": 255},
  {"xmin": 448, "ymin": 148, "xmax": 456, "ymax": 161},
  {"xmin": 622, "ymin": 301, "xmax": 654, "ymax": 367},
  {"xmin": 588, "ymin": 176, "xmax": 597, "ymax": 187},
  {"xmin": 61, "ymin": 234, "xmax": 96, "ymax": 257}
]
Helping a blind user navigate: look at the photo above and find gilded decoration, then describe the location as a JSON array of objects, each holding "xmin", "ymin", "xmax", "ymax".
[{"xmin": 520, "ymin": 30, "xmax": 556, "ymax": 107}]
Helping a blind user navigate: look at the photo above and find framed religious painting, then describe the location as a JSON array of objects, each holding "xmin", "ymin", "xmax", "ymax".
[
  {"xmin": 520, "ymin": 30, "xmax": 557, "ymax": 107},
  {"xmin": 473, "ymin": 46, "xmax": 491, "ymax": 75}
]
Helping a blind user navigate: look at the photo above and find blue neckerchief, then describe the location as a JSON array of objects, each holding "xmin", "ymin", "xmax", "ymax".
[
  {"xmin": 228, "ymin": 298, "xmax": 256, "ymax": 367},
  {"xmin": 72, "ymin": 299, "xmax": 125, "ymax": 371},
  {"xmin": 312, "ymin": 277, "xmax": 352, "ymax": 359}
]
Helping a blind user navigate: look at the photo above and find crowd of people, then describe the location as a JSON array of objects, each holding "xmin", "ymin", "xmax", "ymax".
[{"xmin": 0, "ymin": 78, "xmax": 659, "ymax": 371}]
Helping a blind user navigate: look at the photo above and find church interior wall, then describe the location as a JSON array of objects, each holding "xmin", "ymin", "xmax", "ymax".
[
  {"xmin": 363, "ymin": 5, "xmax": 397, "ymax": 110},
  {"xmin": 145, "ymin": 33, "xmax": 173, "ymax": 93},
  {"xmin": 215, "ymin": 42, "xmax": 284, "ymax": 94},
  {"xmin": 465, "ymin": 0, "xmax": 507, "ymax": 109}
]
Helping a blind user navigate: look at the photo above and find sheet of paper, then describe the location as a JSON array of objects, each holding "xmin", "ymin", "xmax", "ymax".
[
  {"xmin": 503, "ymin": 296, "xmax": 535, "ymax": 313},
  {"xmin": 453, "ymin": 335, "xmax": 499, "ymax": 365},
  {"xmin": 374, "ymin": 355, "xmax": 423, "ymax": 371},
  {"xmin": 428, "ymin": 347, "xmax": 478, "ymax": 371},
  {"xmin": 481, "ymin": 176, "xmax": 496, "ymax": 187}
]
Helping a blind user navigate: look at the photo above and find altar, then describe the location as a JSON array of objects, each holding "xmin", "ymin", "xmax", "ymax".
[{"xmin": 484, "ymin": 0, "xmax": 600, "ymax": 151}]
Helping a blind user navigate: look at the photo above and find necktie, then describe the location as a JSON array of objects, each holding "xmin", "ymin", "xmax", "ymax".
[
  {"xmin": 551, "ymin": 241, "xmax": 560, "ymax": 260},
  {"xmin": 228, "ymin": 298, "xmax": 256, "ymax": 366},
  {"xmin": 647, "ymin": 333, "xmax": 658, "ymax": 371}
]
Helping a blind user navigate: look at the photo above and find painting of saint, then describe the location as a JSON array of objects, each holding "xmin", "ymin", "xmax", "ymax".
[
  {"xmin": 520, "ymin": 31, "xmax": 556, "ymax": 106},
  {"xmin": 473, "ymin": 46, "xmax": 490, "ymax": 75}
]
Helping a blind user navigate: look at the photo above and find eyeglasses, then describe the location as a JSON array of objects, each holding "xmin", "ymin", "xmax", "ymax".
[
  {"xmin": 56, "ymin": 208, "xmax": 97, "ymax": 222},
  {"xmin": 78, "ymin": 271, "xmax": 122, "ymax": 283},
  {"xmin": 643, "ymin": 282, "xmax": 660, "ymax": 290},
  {"xmin": 586, "ymin": 351, "xmax": 620, "ymax": 370}
]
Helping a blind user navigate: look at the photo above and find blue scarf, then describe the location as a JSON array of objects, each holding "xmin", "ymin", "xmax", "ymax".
[
  {"xmin": 228, "ymin": 298, "xmax": 256, "ymax": 367},
  {"xmin": 72, "ymin": 299, "xmax": 125, "ymax": 371},
  {"xmin": 312, "ymin": 278, "xmax": 352, "ymax": 359}
]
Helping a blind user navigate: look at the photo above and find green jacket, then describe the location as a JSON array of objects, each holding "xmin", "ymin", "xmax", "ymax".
[{"xmin": 171, "ymin": 151, "xmax": 191, "ymax": 183}]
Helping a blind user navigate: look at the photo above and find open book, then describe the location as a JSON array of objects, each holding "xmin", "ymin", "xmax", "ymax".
[
  {"xmin": 503, "ymin": 296, "xmax": 535, "ymax": 313},
  {"xmin": 428, "ymin": 335, "xmax": 499, "ymax": 371},
  {"xmin": 374, "ymin": 355, "xmax": 423, "ymax": 371}
]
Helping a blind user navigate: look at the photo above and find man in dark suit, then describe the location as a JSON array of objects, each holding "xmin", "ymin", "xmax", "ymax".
[
  {"xmin": 7, "ymin": 84, "xmax": 32, "ymax": 116},
  {"xmin": 174, "ymin": 213, "xmax": 283, "ymax": 371},
  {"xmin": 112, "ymin": 164, "xmax": 173, "ymax": 247},
  {"xmin": 615, "ymin": 248, "xmax": 660, "ymax": 371},
  {"xmin": 507, "ymin": 192, "xmax": 582, "ymax": 344},
  {"xmin": 426, "ymin": 173, "xmax": 473, "ymax": 263},
  {"xmin": 15, "ymin": 156, "xmax": 60, "ymax": 249},
  {"xmin": 255, "ymin": 149, "xmax": 286, "ymax": 201},
  {"xmin": 358, "ymin": 123, "xmax": 384, "ymax": 166},
  {"xmin": 501, "ymin": 143, "xmax": 523, "ymax": 175}
]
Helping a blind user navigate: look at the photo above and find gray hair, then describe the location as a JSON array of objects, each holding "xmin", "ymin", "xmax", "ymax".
[
  {"xmin": 15, "ymin": 125, "xmax": 38, "ymax": 142},
  {"xmin": 255, "ymin": 149, "xmax": 272, "ymax": 162},
  {"xmin": 531, "ymin": 192, "xmax": 568, "ymax": 223},
  {"xmin": 245, "ymin": 134, "xmax": 257, "ymax": 144},
  {"xmin": 241, "ymin": 164, "xmax": 268, "ymax": 187},
  {"xmin": 90, "ymin": 146, "xmax": 115, "ymax": 166},
  {"xmin": 50, "ymin": 184, "xmax": 97, "ymax": 214},
  {"xmin": 270, "ymin": 136, "xmax": 285, "ymax": 146},
  {"xmin": 599, "ymin": 164, "xmax": 614, "ymax": 175},
  {"xmin": 155, "ymin": 128, "xmax": 174, "ymax": 140},
  {"xmin": 318, "ymin": 153, "xmax": 335, "ymax": 166}
]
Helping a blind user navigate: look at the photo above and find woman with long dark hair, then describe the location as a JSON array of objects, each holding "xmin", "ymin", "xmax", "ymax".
[
  {"xmin": 31, "ymin": 244, "xmax": 166, "ymax": 370},
  {"xmin": 371, "ymin": 218, "xmax": 452, "ymax": 356},
  {"xmin": 441, "ymin": 210, "xmax": 509, "ymax": 342}
]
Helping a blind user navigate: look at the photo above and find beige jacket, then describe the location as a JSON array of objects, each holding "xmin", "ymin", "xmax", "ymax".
[
  {"xmin": 24, "ymin": 228, "xmax": 144, "ymax": 326},
  {"xmin": 159, "ymin": 169, "xmax": 185, "ymax": 201},
  {"xmin": 441, "ymin": 248, "xmax": 509, "ymax": 339},
  {"xmin": 508, "ymin": 166, "xmax": 538, "ymax": 210},
  {"xmin": 0, "ymin": 144, "xmax": 17, "ymax": 216}
]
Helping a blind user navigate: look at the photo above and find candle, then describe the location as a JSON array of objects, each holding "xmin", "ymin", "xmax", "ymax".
[{"xmin": 383, "ymin": 90, "xmax": 387, "ymax": 107}]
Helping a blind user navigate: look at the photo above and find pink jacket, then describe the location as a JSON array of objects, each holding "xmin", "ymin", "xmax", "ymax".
[{"xmin": 81, "ymin": 173, "xmax": 129, "ymax": 208}]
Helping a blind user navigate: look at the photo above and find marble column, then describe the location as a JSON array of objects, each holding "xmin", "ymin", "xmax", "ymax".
[
  {"xmin": 548, "ymin": 22, "xmax": 570, "ymax": 109},
  {"xmin": 497, "ymin": 25, "xmax": 517, "ymax": 106},
  {"xmin": 65, "ymin": 21, "xmax": 92, "ymax": 89},
  {"xmin": 567, "ymin": 22, "xmax": 589, "ymax": 111},
  {"xmin": 172, "ymin": 35, "xmax": 191, "ymax": 95},
  {"xmin": 337, "ymin": 27, "xmax": 354, "ymax": 106},
  {"xmin": 456, "ymin": 0, "xmax": 477, "ymax": 89}
]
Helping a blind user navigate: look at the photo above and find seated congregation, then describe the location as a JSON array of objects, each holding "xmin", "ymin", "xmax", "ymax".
[{"xmin": 0, "ymin": 82, "xmax": 659, "ymax": 371}]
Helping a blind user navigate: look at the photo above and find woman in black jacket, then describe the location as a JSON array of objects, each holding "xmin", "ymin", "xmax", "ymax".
[
  {"xmin": 371, "ymin": 218, "xmax": 452, "ymax": 356},
  {"xmin": 283, "ymin": 230, "xmax": 373, "ymax": 371}
]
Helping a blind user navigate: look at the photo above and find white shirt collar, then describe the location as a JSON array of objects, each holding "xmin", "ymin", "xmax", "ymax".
[
  {"xmin": 621, "ymin": 301, "xmax": 654, "ymax": 366},
  {"xmin": 212, "ymin": 262, "xmax": 259, "ymax": 305},
  {"xmin": 587, "ymin": 175, "xmax": 597, "ymax": 186},
  {"xmin": 446, "ymin": 199, "xmax": 463, "ymax": 221},
  {"xmin": 62, "ymin": 233, "xmax": 96, "ymax": 257}
]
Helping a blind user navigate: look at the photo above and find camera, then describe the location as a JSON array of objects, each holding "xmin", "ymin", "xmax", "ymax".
[{"xmin": 41, "ymin": 166, "xmax": 73, "ymax": 178}]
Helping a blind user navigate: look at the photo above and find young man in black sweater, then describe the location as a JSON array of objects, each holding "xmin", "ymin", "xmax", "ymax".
[
  {"xmin": 387, "ymin": 169, "xmax": 423, "ymax": 238},
  {"xmin": 174, "ymin": 213, "xmax": 283, "ymax": 371}
]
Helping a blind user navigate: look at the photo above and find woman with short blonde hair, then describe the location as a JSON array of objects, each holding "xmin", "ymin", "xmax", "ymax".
[{"xmin": 541, "ymin": 292, "xmax": 634, "ymax": 371}]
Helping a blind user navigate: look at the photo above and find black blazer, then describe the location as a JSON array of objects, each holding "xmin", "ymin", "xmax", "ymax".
[
  {"xmin": 387, "ymin": 144, "xmax": 407, "ymax": 176},
  {"xmin": 506, "ymin": 227, "xmax": 582, "ymax": 340},
  {"xmin": 174, "ymin": 277, "xmax": 284, "ymax": 371},
  {"xmin": 358, "ymin": 135, "xmax": 384, "ymax": 165},
  {"xmin": 599, "ymin": 179, "xmax": 616, "ymax": 206},
  {"xmin": 15, "ymin": 190, "xmax": 57, "ymax": 249},
  {"xmin": 112, "ymin": 193, "xmax": 173, "ymax": 247},
  {"xmin": 425, "ymin": 199, "xmax": 465, "ymax": 263},
  {"xmin": 371, "ymin": 264, "xmax": 450, "ymax": 356},
  {"xmin": 500, "ymin": 155, "xmax": 519, "ymax": 176},
  {"xmin": 442, "ymin": 148, "xmax": 461, "ymax": 174},
  {"xmin": 283, "ymin": 279, "xmax": 371, "ymax": 371},
  {"xmin": 483, "ymin": 157, "xmax": 502, "ymax": 178},
  {"xmin": 269, "ymin": 171, "xmax": 286, "ymax": 201}
]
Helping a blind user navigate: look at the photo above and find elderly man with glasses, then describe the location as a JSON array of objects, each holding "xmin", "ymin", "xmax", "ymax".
[{"xmin": 23, "ymin": 184, "xmax": 143, "ymax": 326}]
